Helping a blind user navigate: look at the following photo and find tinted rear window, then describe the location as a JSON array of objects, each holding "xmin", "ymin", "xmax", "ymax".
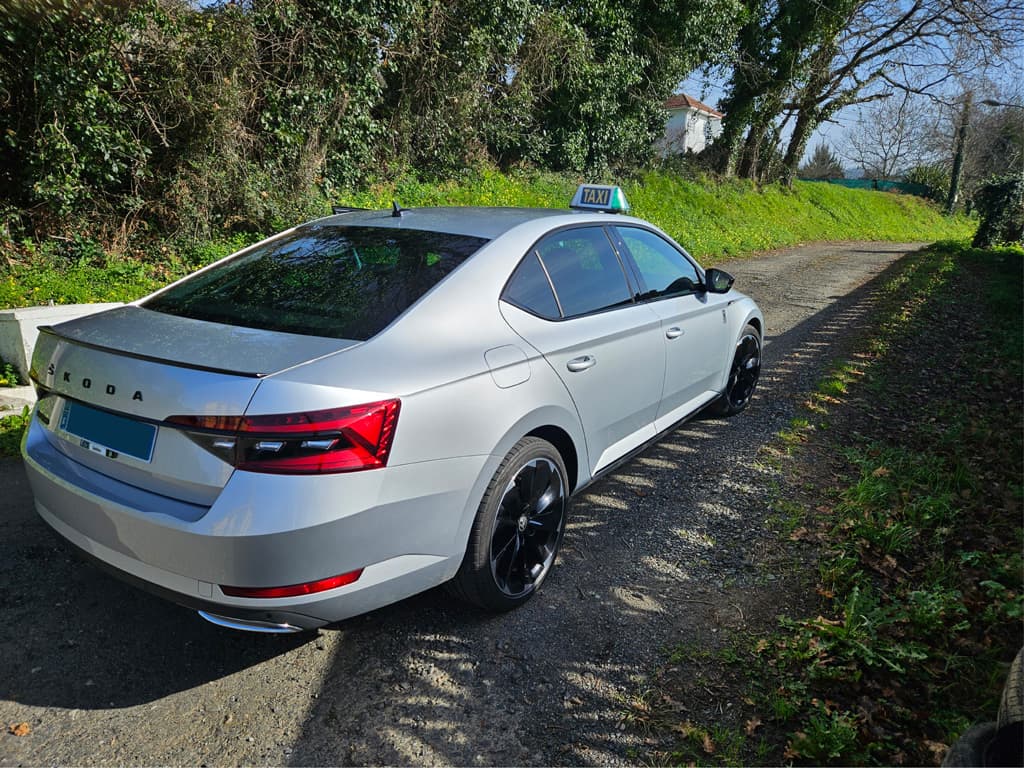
[{"xmin": 144, "ymin": 225, "xmax": 489, "ymax": 340}]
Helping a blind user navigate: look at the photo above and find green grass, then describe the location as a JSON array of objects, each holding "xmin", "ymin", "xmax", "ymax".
[
  {"xmin": 340, "ymin": 168, "xmax": 974, "ymax": 262},
  {"xmin": 0, "ymin": 169, "xmax": 971, "ymax": 309},
  {"xmin": 0, "ymin": 406, "xmax": 30, "ymax": 456}
]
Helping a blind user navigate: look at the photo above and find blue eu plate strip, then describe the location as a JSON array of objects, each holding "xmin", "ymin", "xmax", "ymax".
[{"xmin": 59, "ymin": 401, "xmax": 157, "ymax": 463}]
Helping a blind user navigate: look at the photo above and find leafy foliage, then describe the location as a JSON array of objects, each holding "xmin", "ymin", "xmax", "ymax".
[
  {"xmin": 0, "ymin": 407, "xmax": 30, "ymax": 457},
  {"xmin": 0, "ymin": 0, "xmax": 744, "ymax": 241},
  {"xmin": 971, "ymin": 174, "xmax": 1024, "ymax": 248}
]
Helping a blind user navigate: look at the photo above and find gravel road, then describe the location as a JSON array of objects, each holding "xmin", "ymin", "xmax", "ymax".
[{"xmin": 0, "ymin": 241, "xmax": 924, "ymax": 766}]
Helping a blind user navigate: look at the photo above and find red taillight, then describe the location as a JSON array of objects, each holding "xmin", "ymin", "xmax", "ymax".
[
  {"xmin": 166, "ymin": 399, "xmax": 400, "ymax": 474},
  {"xmin": 220, "ymin": 568, "xmax": 364, "ymax": 598}
]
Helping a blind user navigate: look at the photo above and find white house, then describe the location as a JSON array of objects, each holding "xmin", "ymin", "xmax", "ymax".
[{"xmin": 658, "ymin": 93, "xmax": 724, "ymax": 156}]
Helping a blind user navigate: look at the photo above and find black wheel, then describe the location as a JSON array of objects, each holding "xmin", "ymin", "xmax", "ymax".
[
  {"xmin": 450, "ymin": 437, "xmax": 568, "ymax": 611},
  {"xmin": 706, "ymin": 323, "xmax": 761, "ymax": 417}
]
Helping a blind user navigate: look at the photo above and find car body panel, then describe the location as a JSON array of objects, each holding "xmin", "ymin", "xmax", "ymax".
[
  {"xmin": 646, "ymin": 291, "xmax": 735, "ymax": 423},
  {"xmin": 39, "ymin": 305, "xmax": 357, "ymax": 377}
]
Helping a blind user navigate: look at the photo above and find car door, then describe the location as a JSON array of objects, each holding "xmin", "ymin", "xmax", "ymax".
[
  {"xmin": 611, "ymin": 226, "xmax": 733, "ymax": 431},
  {"xmin": 499, "ymin": 226, "xmax": 665, "ymax": 474}
]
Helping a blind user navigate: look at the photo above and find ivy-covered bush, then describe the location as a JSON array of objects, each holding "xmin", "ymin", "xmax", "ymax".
[
  {"xmin": 0, "ymin": 0, "xmax": 740, "ymax": 243},
  {"xmin": 971, "ymin": 175, "xmax": 1024, "ymax": 248}
]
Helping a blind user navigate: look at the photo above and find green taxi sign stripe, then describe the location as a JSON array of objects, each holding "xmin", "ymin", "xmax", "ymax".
[{"xmin": 570, "ymin": 184, "xmax": 630, "ymax": 213}]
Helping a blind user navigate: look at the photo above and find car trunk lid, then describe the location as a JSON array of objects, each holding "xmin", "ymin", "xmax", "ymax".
[{"xmin": 29, "ymin": 306, "xmax": 360, "ymax": 505}]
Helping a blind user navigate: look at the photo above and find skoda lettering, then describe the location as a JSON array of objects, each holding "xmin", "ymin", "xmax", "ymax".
[{"xmin": 46, "ymin": 363, "xmax": 143, "ymax": 401}]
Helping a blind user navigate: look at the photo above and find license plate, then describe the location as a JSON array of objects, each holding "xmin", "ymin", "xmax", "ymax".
[{"xmin": 58, "ymin": 401, "xmax": 157, "ymax": 463}]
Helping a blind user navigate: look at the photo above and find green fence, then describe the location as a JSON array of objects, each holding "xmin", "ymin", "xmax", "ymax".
[{"xmin": 802, "ymin": 178, "xmax": 930, "ymax": 196}]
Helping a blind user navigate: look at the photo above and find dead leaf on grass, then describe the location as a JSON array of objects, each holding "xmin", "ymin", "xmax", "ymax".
[
  {"xmin": 702, "ymin": 733, "xmax": 715, "ymax": 754},
  {"xmin": 872, "ymin": 466, "xmax": 890, "ymax": 477},
  {"xmin": 745, "ymin": 716, "xmax": 762, "ymax": 735},
  {"xmin": 924, "ymin": 740, "xmax": 948, "ymax": 763},
  {"xmin": 8, "ymin": 722, "xmax": 30, "ymax": 736}
]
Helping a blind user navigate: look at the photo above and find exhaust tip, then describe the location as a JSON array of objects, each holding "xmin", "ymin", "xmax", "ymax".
[{"xmin": 197, "ymin": 610, "xmax": 305, "ymax": 634}]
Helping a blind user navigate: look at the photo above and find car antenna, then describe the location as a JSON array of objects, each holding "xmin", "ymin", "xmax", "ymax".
[{"xmin": 392, "ymin": 200, "xmax": 405, "ymax": 218}]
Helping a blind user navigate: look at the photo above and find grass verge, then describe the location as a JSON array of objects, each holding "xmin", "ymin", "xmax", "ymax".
[
  {"xmin": 0, "ymin": 169, "xmax": 971, "ymax": 309},
  {"xmin": 632, "ymin": 241, "xmax": 1022, "ymax": 765}
]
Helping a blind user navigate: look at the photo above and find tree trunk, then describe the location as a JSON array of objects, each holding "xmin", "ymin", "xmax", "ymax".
[
  {"xmin": 781, "ymin": 108, "xmax": 818, "ymax": 187},
  {"xmin": 945, "ymin": 93, "xmax": 972, "ymax": 215},
  {"xmin": 715, "ymin": 113, "xmax": 749, "ymax": 177},
  {"xmin": 738, "ymin": 125, "xmax": 761, "ymax": 178}
]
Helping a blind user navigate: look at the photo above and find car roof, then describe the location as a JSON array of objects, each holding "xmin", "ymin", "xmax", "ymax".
[{"xmin": 316, "ymin": 206, "xmax": 638, "ymax": 240}]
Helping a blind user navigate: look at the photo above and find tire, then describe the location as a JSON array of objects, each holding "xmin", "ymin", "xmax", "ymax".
[
  {"xmin": 997, "ymin": 647, "xmax": 1024, "ymax": 729},
  {"xmin": 450, "ymin": 437, "xmax": 568, "ymax": 612},
  {"xmin": 706, "ymin": 323, "xmax": 762, "ymax": 418}
]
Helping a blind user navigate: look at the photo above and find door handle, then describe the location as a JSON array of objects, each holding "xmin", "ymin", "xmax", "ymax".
[
  {"xmin": 665, "ymin": 327, "xmax": 685, "ymax": 339},
  {"xmin": 566, "ymin": 355, "xmax": 597, "ymax": 372}
]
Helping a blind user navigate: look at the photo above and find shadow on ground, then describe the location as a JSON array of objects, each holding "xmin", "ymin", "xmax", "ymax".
[
  {"xmin": 0, "ymin": 461, "xmax": 309, "ymax": 710},
  {"xmin": 282, "ymin": 246, "xmax": 920, "ymax": 766}
]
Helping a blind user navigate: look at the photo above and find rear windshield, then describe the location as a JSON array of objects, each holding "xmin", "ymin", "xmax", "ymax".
[{"xmin": 143, "ymin": 224, "xmax": 489, "ymax": 340}]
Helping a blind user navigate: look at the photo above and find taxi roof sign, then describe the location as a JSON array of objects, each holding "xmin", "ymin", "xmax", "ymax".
[{"xmin": 570, "ymin": 184, "xmax": 630, "ymax": 213}]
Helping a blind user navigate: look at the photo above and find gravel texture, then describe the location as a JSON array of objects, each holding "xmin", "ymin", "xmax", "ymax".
[{"xmin": 0, "ymin": 241, "xmax": 924, "ymax": 766}]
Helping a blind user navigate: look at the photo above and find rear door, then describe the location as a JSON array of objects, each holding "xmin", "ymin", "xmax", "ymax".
[
  {"xmin": 611, "ymin": 226, "xmax": 733, "ymax": 430},
  {"xmin": 499, "ymin": 226, "xmax": 665, "ymax": 474}
]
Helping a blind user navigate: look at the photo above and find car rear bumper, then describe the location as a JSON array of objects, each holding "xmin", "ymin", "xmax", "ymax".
[{"xmin": 22, "ymin": 416, "xmax": 488, "ymax": 629}]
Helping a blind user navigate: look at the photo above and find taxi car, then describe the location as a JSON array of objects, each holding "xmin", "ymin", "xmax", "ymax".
[{"xmin": 22, "ymin": 185, "xmax": 763, "ymax": 633}]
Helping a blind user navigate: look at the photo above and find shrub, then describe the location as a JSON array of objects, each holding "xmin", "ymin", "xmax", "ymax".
[{"xmin": 971, "ymin": 175, "xmax": 1024, "ymax": 248}]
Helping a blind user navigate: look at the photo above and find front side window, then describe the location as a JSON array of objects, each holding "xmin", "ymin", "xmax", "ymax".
[
  {"xmin": 615, "ymin": 227, "xmax": 701, "ymax": 300},
  {"xmin": 144, "ymin": 225, "xmax": 489, "ymax": 340},
  {"xmin": 535, "ymin": 227, "xmax": 633, "ymax": 318}
]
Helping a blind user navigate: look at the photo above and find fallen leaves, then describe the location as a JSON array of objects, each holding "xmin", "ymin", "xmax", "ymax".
[
  {"xmin": 8, "ymin": 722, "xmax": 31, "ymax": 736},
  {"xmin": 745, "ymin": 716, "xmax": 762, "ymax": 736}
]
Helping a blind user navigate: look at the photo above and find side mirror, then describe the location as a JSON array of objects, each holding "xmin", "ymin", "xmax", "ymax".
[{"xmin": 704, "ymin": 268, "xmax": 735, "ymax": 294}]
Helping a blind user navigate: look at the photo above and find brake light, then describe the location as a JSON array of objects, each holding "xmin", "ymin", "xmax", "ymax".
[
  {"xmin": 220, "ymin": 568, "xmax": 363, "ymax": 598},
  {"xmin": 166, "ymin": 399, "xmax": 400, "ymax": 474}
]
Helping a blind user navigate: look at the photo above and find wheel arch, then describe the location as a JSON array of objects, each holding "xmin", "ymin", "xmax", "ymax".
[{"xmin": 525, "ymin": 424, "xmax": 580, "ymax": 494}]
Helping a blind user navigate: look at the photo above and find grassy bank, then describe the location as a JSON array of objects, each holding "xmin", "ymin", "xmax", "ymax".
[
  {"xmin": 635, "ymin": 241, "xmax": 1023, "ymax": 765},
  {"xmin": 340, "ymin": 169, "xmax": 972, "ymax": 259},
  {"xmin": 0, "ymin": 169, "xmax": 972, "ymax": 309}
]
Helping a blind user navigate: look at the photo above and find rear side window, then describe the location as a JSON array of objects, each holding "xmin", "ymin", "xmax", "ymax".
[
  {"xmin": 144, "ymin": 225, "xmax": 489, "ymax": 340},
  {"xmin": 535, "ymin": 227, "xmax": 632, "ymax": 318},
  {"xmin": 503, "ymin": 252, "xmax": 560, "ymax": 320}
]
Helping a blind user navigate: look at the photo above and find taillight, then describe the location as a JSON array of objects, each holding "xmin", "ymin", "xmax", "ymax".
[
  {"xmin": 166, "ymin": 399, "xmax": 400, "ymax": 474},
  {"xmin": 220, "ymin": 569, "xmax": 363, "ymax": 598}
]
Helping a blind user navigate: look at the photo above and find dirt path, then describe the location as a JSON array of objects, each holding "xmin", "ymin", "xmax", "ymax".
[{"xmin": 0, "ymin": 242, "xmax": 925, "ymax": 766}]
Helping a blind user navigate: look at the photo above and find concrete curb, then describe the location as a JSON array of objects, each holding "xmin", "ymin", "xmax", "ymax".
[
  {"xmin": 0, "ymin": 385, "xmax": 36, "ymax": 414},
  {"xmin": 0, "ymin": 303, "xmax": 123, "ymax": 382}
]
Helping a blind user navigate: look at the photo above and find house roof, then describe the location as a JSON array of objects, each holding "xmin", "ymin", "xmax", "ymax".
[{"xmin": 664, "ymin": 93, "xmax": 724, "ymax": 118}]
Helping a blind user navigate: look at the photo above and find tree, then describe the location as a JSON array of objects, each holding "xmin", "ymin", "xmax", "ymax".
[
  {"xmin": 842, "ymin": 93, "xmax": 935, "ymax": 179},
  {"xmin": 777, "ymin": 0, "xmax": 1024, "ymax": 185},
  {"xmin": 712, "ymin": 0, "xmax": 1024, "ymax": 183},
  {"xmin": 799, "ymin": 141, "xmax": 843, "ymax": 179}
]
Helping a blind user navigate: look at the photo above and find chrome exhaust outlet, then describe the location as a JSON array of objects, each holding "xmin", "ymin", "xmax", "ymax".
[{"xmin": 197, "ymin": 610, "xmax": 305, "ymax": 634}]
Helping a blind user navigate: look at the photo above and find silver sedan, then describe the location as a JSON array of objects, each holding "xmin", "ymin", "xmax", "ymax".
[{"xmin": 22, "ymin": 185, "xmax": 763, "ymax": 633}]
